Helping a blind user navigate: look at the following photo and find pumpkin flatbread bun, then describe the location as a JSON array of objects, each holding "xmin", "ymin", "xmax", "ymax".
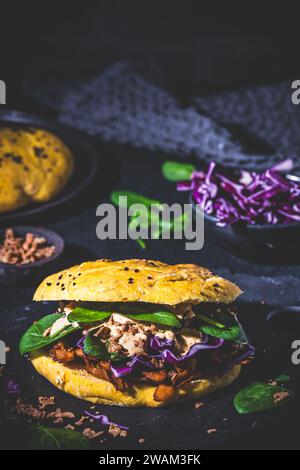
[
  {"xmin": 0, "ymin": 127, "xmax": 73, "ymax": 212},
  {"xmin": 34, "ymin": 259, "xmax": 242, "ymax": 305},
  {"xmin": 30, "ymin": 349, "xmax": 241, "ymax": 407}
]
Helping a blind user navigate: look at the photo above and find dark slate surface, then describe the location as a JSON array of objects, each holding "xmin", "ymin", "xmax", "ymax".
[
  {"xmin": 0, "ymin": 138, "xmax": 300, "ymax": 449},
  {"xmin": 0, "ymin": 141, "xmax": 299, "ymax": 307}
]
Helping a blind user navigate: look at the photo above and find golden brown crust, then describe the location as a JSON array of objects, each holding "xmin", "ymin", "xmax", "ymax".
[
  {"xmin": 0, "ymin": 127, "xmax": 73, "ymax": 213},
  {"xmin": 30, "ymin": 350, "xmax": 241, "ymax": 407},
  {"xmin": 33, "ymin": 259, "xmax": 242, "ymax": 305}
]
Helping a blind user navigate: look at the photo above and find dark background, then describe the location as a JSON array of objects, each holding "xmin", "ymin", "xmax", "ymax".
[
  {"xmin": 1, "ymin": 3, "xmax": 300, "ymax": 105},
  {"xmin": 0, "ymin": 2, "xmax": 300, "ymax": 450}
]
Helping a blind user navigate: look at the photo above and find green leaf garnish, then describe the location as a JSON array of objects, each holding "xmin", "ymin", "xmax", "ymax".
[
  {"xmin": 127, "ymin": 311, "xmax": 181, "ymax": 328},
  {"xmin": 275, "ymin": 374, "xmax": 290, "ymax": 383},
  {"xmin": 195, "ymin": 313, "xmax": 226, "ymax": 329},
  {"xmin": 234, "ymin": 382, "xmax": 294, "ymax": 414},
  {"xmin": 30, "ymin": 425, "xmax": 91, "ymax": 450},
  {"xmin": 69, "ymin": 306, "xmax": 181, "ymax": 329},
  {"xmin": 83, "ymin": 334, "xmax": 110, "ymax": 360},
  {"xmin": 19, "ymin": 313, "xmax": 80, "ymax": 355},
  {"xmin": 69, "ymin": 307, "xmax": 111, "ymax": 323},
  {"xmin": 110, "ymin": 191, "xmax": 162, "ymax": 209},
  {"xmin": 162, "ymin": 161, "xmax": 196, "ymax": 182},
  {"xmin": 195, "ymin": 307, "xmax": 247, "ymax": 343}
]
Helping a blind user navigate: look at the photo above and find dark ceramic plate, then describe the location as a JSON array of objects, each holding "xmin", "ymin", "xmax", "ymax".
[
  {"xmin": 191, "ymin": 196, "xmax": 300, "ymax": 263},
  {"xmin": 1, "ymin": 302, "xmax": 299, "ymax": 450},
  {"xmin": 0, "ymin": 226, "xmax": 64, "ymax": 285},
  {"xmin": 0, "ymin": 110, "xmax": 98, "ymax": 224}
]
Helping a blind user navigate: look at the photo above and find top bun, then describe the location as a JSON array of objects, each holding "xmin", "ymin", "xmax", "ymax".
[{"xmin": 33, "ymin": 259, "xmax": 242, "ymax": 306}]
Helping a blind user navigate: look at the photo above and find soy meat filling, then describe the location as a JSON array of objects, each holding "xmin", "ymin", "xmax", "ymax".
[{"xmin": 46, "ymin": 303, "xmax": 249, "ymax": 401}]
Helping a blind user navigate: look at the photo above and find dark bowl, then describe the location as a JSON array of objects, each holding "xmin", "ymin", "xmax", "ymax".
[
  {"xmin": 0, "ymin": 226, "xmax": 64, "ymax": 285},
  {"xmin": 191, "ymin": 196, "xmax": 300, "ymax": 263}
]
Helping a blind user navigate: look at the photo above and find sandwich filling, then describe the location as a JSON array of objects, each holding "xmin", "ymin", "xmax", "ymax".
[{"xmin": 20, "ymin": 302, "xmax": 254, "ymax": 402}]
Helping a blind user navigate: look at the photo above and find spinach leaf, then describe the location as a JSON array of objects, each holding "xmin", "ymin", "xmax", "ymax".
[
  {"xmin": 162, "ymin": 161, "xmax": 196, "ymax": 182},
  {"xmin": 200, "ymin": 324, "xmax": 240, "ymax": 341},
  {"xmin": 234, "ymin": 382, "xmax": 294, "ymax": 414},
  {"xmin": 127, "ymin": 311, "xmax": 181, "ymax": 328},
  {"xmin": 19, "ymin": 313, "xmax": 80, "ymax": 355},
  {"xmin": 83, "ymin": 334, "xmax": 110, "ymax": 360},
  {"xmin": 69, "ymin": 307, "xmax": 111, "ymax": 323},
  {"xmin": 31, "ymin": 425, "xmax": 91, "ymax": 450},
  {"xmin": 195, "ymin": 307, "xmax": 247, "ymax": 343},
  {"xmin": 110, "ymin": 191, "xmax": 162, "ymax": 209},
  {"xmin": 83, "ymin": 335, "xmax": 124, "ymax": 362},
  {"xmin": 70, "ymin": 306, "xmax": 181, "ymax": 329},
  {"xmin": 276, "ymin": 374, "xmax": 290, "ymax": 383}
]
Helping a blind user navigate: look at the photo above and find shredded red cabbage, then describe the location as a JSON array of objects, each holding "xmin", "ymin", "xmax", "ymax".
[
  {"xmin": 150, "ymin": 335, "xmax": 224, "ymax": 366},
  {"xmin": 111, "ymin": 335, "xmax": 224, "ymax": 377},
  {"xmin": 85, "ymin": 411, "xmax": 129, "ymax": 430},
  {"xmin": 110, "ymin": 355, "xmax": 157, "ymax": 378},
  {"xmin": 177, "ymin": 159, "xmax": 300, "ymax": 226}
]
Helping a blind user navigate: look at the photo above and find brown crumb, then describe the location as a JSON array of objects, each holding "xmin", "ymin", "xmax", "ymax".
[
  {"xmin": 139, "ymin": 438, "xmax": 145, "ymax": 444},
  {"xmin": 5, "ymin": 346, "xmax": 11, "ymax": 353},
  {"xmin": 75, "ymin": 416, "xmax": 89, "ymax": 427},
  {"xmin": 0, "ymin": 366, "xmax": 4, "ymax": 376},
  {"xmin": 46, "ymin": 408, "xmax": 75, "ymax": 421},
  {"xmin": 15, "ymin": 398, "xmax": 47, "ymax": 420},
  {"xmin": 53, "ymin": 418, "xmax": 63, "ymax": 424},
  {"xmin": 0, "ymin": 228, "xmax": 56, "ymax": 265},
  {"xmin": 108, "ymin": 424, "xmax": 128, "ymax": 438},
  {"xmin": 82, "ymin": 428, "xmax": 104, "ymax": 439},
  {"xmin": 194, "ymin": 401, "xmax": 204, "ymax": 410},
  {"xmin": 207, "ymin": 428, "xmax": 218, "ymax": 435},
  {"xmin": 65, "ymin": 424, "xmax": 75, "ymax": 431},
  {"xmin": 38, "ymin": 396, "xmax": 55, "ymax": 410},
  {"xmin": 273, "ymin": 391, "xmax": 290, "ymax": 404}
]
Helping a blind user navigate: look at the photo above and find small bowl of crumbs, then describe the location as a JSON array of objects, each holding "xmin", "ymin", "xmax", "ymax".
[{"xmin": 0, "ymin": 227, "xmax": 64, "ymax": 285}]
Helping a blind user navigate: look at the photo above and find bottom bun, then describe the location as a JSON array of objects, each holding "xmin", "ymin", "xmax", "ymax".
[{"xmin": 30, "ymin": 350, "xmax": 241, "ymax": 408}]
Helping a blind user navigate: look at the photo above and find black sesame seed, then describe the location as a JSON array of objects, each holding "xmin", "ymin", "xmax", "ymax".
[
  {"xmin": 134, "ymin": 269, "xmax": 140, "ymax": 273},
  {"xmin": 56, "ymin": 282, "xmax": 60, "ymax": 286},
  {"xmin": 147, "ymin": 275, "xmax": 153, "ymax": 280},
  {"xmin": 73, "ymin": 283, "xmax": 76, "ymax": 286},
  {"xmin": 33, "ymin": 146, "xmax": 44, "ymax": 157},
  {"xmin": 128, "ymin": 278, "xmax": 134, "ymax": 284},
  {"xmin": 12, "ymin": 155, "xmax": 22, "ymax": 164},
  {"xmin": 47, "ymin": 282, "xmax": 52, "ymax": 286},
  {"xmin": 58, "ymin": 275, "xmax": 63, "ymax": 280},
  {"xmin": 124, "ymin": 267, "xmax": 129, "ymax": 271}
]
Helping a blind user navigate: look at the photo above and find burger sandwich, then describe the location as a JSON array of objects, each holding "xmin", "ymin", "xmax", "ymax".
[{"xmin": 20, "ymin": 259, "xmax": 254, "ymax": 407}]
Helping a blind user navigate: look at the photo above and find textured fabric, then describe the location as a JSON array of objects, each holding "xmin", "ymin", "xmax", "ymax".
[{"xmin": 26, "ymin": 62, "xmax": 300, "ymax": 171}]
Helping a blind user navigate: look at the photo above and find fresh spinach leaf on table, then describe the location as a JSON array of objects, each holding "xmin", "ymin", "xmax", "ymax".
[
  {"xmin": 31, "ymin": 425, "xmax": 91, "ymax": 450},
  {"xmin": 234, "ymin": 382, "xmax": 294, "ymax": 414}
]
